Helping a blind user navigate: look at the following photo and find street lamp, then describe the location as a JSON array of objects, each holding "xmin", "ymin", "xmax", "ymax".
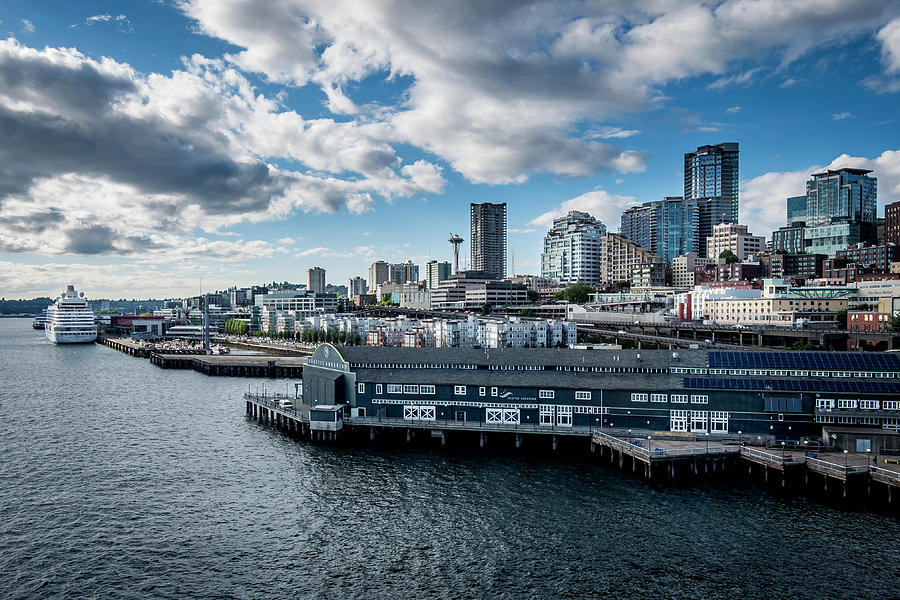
[
  {"xmin": 705, "ymin": 431, "xmax": 709, "ymax": 453},
  {"xmin": 781, "ymin": 441, "xmax": 785, "ymax": 462},
  {"xmin": 738, "ymin": 430, "xmax": 742, "ymax": 445},
  {"xmin": 844, "ymin": 449, "xmax": 849, "ymax": 468},
  {"xmin": 867, "ymin": 447, "xmax": 872, "ymax": 468}
]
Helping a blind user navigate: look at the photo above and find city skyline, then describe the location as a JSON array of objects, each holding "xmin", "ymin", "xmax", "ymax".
[{"xmin": 1, "ymin": 1, "xmax": 900, "ymax": 298}]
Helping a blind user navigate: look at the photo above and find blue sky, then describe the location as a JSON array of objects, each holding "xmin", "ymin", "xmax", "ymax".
[{"xmin": 1, "ymin": 0, "xmax": 900, "ymax": 298}]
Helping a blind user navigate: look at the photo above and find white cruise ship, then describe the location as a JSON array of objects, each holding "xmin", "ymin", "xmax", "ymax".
[{"xmin": 45, "ymin": 285, "xmax": 97, "ymax": 344}]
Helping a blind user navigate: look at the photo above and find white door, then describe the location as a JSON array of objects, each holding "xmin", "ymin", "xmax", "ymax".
[
  {"xmin": 670, "ymin": 410, "xmax": 688, "ymax": 432},
  {"xmin": 486, "ymin": 408, "xmax": 503, "ymax": 424},
  {"xmin": 556, "ymin": 405, "xmax": 573, "ymax": 427},
  {"xmin": 539, "ymin": 405, "xmax": 555, "ymax": 426},
  {"xmin": 502, "ymin": 408, "xmax": 520, "ymax": 424}
]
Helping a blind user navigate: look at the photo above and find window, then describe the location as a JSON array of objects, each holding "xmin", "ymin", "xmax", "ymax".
[
  {"xmin": 651, "ymin": 394, "xmax": 667, "ymax": 403},
  {"xmin": 420, "ymin": 385, "xmax": 435, "ymax": 395},
  {"xmin": 859, "ymin": 400, "xmax": 879, "ymax": 410},
  {"xmin": 837, "ymin": 399, "xmax": 857, "ymax": 409},
  {"xmin": 387, "ymin": 384, "xmax": 402, "ymax": 394},
  {"xmin": 670, "ymin": 410, "xmax": 688, "ymax": 432},
  {"xmin": 691, "ymin": 395, "xmax": 709, "ymax": 404},
  {"xmin": 816, "ymin": 398, "xmax": 835, "ymax": 411},
  {"xmin": 375, "ymin": 384, "xmax": 382, "ymax": 395},
  {"xmin": 539, "ymin": 390, "xmax": 555, "ymax": 399},
  {"xmin": 690, "ymin": 410, "xmax": 708, "ymax": 433},
  {"xmin": 454, "ymin": 385, "xmax": 467, "ymax": 396},
  {"xmin": 710, "ymin": 411, "xmax": 728, "ymax": 433},
  {"xmin": 556, "ymin": 405, "xmax": 573, "ymax": 427},
  {"xmin": 575, "ymin": 391, "xmax": 591, "ymax": 401},
  {"xmin": 539, "ymin": 405, "xmax": 554, "ymax": 426},
  {"xmin": 403, "ymin": 385, "xmax": 419, "ymax": 394},
  {"xmin": 883, "ymin": 400, "xmax": 900, "ymax": 410},
  {"xmin": 357, "ymin": 383, "xmax": 365, "ymax": 394},
  {"xmin": 479, "ymin": 387, "xmax": 486, "ymax": 397},
  {"xmin": 491, "ymin": 387, "xmax": 498, "ymax": 397},
  {"xmin": 631, "ymin": 393, "xmax": 648, "ymax": 403},
  {"xmin": 671, "ymin": 395, "xmax": 688, "ymax": 404}
]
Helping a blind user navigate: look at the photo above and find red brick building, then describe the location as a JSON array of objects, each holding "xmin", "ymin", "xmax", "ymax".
[{"xmin": 886, "ymin": 201, "xmax": 900, "ymax": 246}]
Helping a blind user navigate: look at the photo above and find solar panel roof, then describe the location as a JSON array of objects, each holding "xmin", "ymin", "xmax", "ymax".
[
  {"xmin": 708, "ymin": 351, "xmax": 900, "ymax": 372},
  {"xmin": 684, "ymin": 377, "xmax": 900, "ymax": 395}
]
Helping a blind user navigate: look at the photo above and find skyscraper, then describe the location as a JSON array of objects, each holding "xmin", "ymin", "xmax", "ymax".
[
  {"xmin": 306, "ymin": 267, "xmax": 326, "ymax": 293},
  {"xmin": 684, "ymin": 143, "xmax": 739, "ymax": 255},
  {"xmin": 802, "ymin": 167, "xmax": 877, "ymax": 256},
  {"xmin": 470, "ymin": 202, "xmax": 507, "ymax": 279},
  {"xmin": 348, "ymin": 276, "xmax": 368, "ymax": 297},
  {"xmin": 368, "ymin": 260, "xmax": 390, "ymax": 294},
  {"xmin": 540, "ymin": 210, "xmax": 607, "ymax": 286},
  {"xmin": 786, "ymin": 195, "xmax": 807, "ymax": 224},
  {"xmin": 620, "ymin": 197, "xmax": 698, "ymax": 266}
]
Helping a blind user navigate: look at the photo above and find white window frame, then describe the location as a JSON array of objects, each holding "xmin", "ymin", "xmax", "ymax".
[
  {"xmin": 375, "ymin": 384, "xmax": 382, "ymax": 395},
  {"xmin": 386, "ymin": 384, "xmax": 402, "ymax": 394},
  {"xmin": 631, "ymin": 393, "xmax": 648, "ymax": 403},
  {"xmin": 837, "ymin": 399, "xmax": 857, "ymax": 409},
  {"xmin": 710, "ymin": 411, "xmax": 728, "ymax": 434},
  {"xmin": 650, "ymin": 394, "xmax": 667, "ymax": 403},
  {"xmin": 479, "ymin": 386, "xmax": 486, "ymax": 397},
  {"xmin": 539, "ymin": 405, "xmax": 555, "ymax": 426},
  {"xmin": 402, "ymin": 385, "xmax": 419, "ymax": 394},
  {"xmin": 419, "ymin": 385, "xmax": 435, "ymax": 395},
  {"xmin": 556, "ymin": 405, "xmax": 573, "ymax": 427},
  {"xmin": 690, "ymin": 410, "xmax": 708, "ymax": 433},
  {"xmin": 883, "ymin": 400, "xmax": 900, "ymax": 410},
  {"xmin": 575, "ymin": 391, "xmax": 591, "ymax": 401},
  {"xmin": 491, "ymin": 387, "xmax": 498, "ymax": 397},
  {"xmin": 670, "ymin": 410, "xmax": 688, "ymax": 432},
  {"xmin": 357, "ymin": 383, "xmax": 365, "ymax": 394},
  {"xmin": 454, "ymin": 385, "xmax": 467, "ymax": 396},
  {"xmin": 859, "ymin": 400, "xmax": 879, "ymax": 410},
  {"xmin": 690, "ymin": 395, "xmax": 709, "ymax": 404},
  {"xmin": 539, "ymin": 390, "xmax": 555, "ymax": 399},
  {"xmin": 671, "ymin": 394, "xmax": 688, "ymax": 404},
  {"xmin": 816, "ymin": 398, "xmax": 835, "ymax": 410}
]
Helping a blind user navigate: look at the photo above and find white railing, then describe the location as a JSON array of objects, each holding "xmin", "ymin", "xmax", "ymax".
[
  {"xmin": 870, "ymin": 466, "xmax": 900, "ymax": 482},
  {"xmin": 806, "ymin": 457, "xmax": 868, "ymax": 475},
  {"xmin": 741, "ymin": 446, "xmax": 796, "ymax": 465},
  {"xmin": 344, "ymin": 416, "xmax": 592, "ymax": 435}
]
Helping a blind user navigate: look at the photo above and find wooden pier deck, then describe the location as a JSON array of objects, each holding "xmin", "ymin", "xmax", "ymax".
[{"xmin": 152, "ymin": 354, "xmax": 306, "ymax": 377}]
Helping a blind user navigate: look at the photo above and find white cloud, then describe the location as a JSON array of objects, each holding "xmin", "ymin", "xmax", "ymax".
[
  {"xmin": 831, "ymin": 112, "xmax": 854, "ymax": 120},
  {"xmin": 725, "ymin": 105, "xmax": 742, "ymax": 114},
  {"xmin": 877, "ymin": 17, "xmax": 900, "ymax": 74},
  {"xmin": 591, "ymin": 126, "xmax": 641, "ymax": 139},
  {"xmin": 508, "ymin": 228, "xmax": 537, "ymax": 234},
  {"xmin": 528, "ymin": 189, "xmax": 636, "ymax": 231},
  {"xmin": 85, "ymin": 14, "xmax": 134, "ymax": 33},
  {"xmin": 20, "ymin": 19, "xmax": 35, "ymax": 33},
  {"xmin": 277, "ymin": 237, "xmax": 297, "ymax": 245}
]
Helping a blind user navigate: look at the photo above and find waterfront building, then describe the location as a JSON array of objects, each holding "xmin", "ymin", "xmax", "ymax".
[
  {"xmin": 471, "ymin": 202, "xmax": 507, "ymax": 279},
  {"xmin": 425, "ymin": 260, "xmax": 452, "ymax": 289},
  {"xmin": 886, "ymin": 200, "xmax": 900, "ymax": 246},
  {"xmin": 706, "ymin": 223, "xmax": 765, "ymax": 261},
  {"xmin": 702, "ymin": 279, "xmax": 856, "ymax": 326},
  {"xmin": 672, "ymin": 252, "xmax": 718, "ymax": 288},
  {"xmin": 307, "ymin": 267, "xmax": 326, "ymax": 294},
  {"xmin": 786, "ymin": 195, "xmax": 807, "ymax": 224},
  {"xmin": 348, "ymin": 276, "xmax": 368, "ymax": 298},
  {"xmin": 540, "ymin": 210, "xmax": 607, "ymax": 286},
  {"xmin": 772, "ymin": 222, "xmax": 809, "ymax": 254},
  {"xmin": 620, "ymin": 197, "xmax": 698, "ymax": 266},
  {"xmin": 301, "ymin": 344, "xmax": 900, "ymax": 437},
  {"xmin": 599, "ymin": 233, "xmax": 660, "ymax": 287},
  {"xmin": 368, "ymin": 261, "xmax": 391, "ymax": 294},
  {"xmin": 674, "ymin": 285, "xmax": 762, "ymax": 322}
]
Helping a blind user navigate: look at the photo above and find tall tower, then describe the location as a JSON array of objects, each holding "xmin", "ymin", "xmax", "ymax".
[
  {"xmin": 449, "ymin": 234, "xmax": 463, "ymax": 275},
  {"xmin": 470, "ymin": 202, "xmax": 507, "ymax": 279},
  {"xmin": 684, "ymin": 142, "xmax": 739, "ymax": 256},
  {"xmin": 306, "ymin": 267, "xmax": 326, "ymax": 293}
]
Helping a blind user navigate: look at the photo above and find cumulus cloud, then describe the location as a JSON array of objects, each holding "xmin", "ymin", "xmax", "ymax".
[{"xmin": 528, "ymin": 189, "xmax": 636, "ymax": 231}]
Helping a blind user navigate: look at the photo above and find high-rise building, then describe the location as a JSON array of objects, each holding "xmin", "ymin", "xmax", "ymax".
[
  {"xmin": 425, "ymin": 260, "xmax": 452, "ymax": 289},
  {"xmin": 389, "ymin": 260, "xmax": 419, "ymax": 284},
  {"xmin": 540, "ymin": 211, "xmax": 608, "ymax": 286},
  {"xmin": 368, "ymin": 261, "xmax": 390, "ymax": 294},
  {"xmin": 786, "ymin": 195, "xmax": 807, "ymax": 224},
  {"xmin": 706, "ymin": 223, "xmax": 765, "ymax": 261},
  {"xmin": 307, "ymin": 267, "xmax": 326, "ymax": 293},
  {"xmin": 803, "ymin": 168, "xmax": 877, "ymax": 256},
  {"xmin": 684, "ymin": 142, "xmax": 739, "ymax": 220},
  {"xmin": 470, "ymin": 202, "xmax": 507, "ymax": 279},
  {"xmin": 348, "ymin": 276, "xmax": 368, "ymax": 298},
  {"xmin": 772, "ymin": 222, "xmax": 809, "ymax": 255},
  {"xmin": 886, "ymin": 200, "xmax": 900, "ymax": 246},
  {"xmin": 620, "ymin": 197, "xmax": 698, "ymax": 266},
  {"xmin": 684, "ymin": 143, "xmax": 739, "ymax": 255}
]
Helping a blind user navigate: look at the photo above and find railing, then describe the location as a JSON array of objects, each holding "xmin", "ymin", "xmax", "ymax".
[
  {"xmin": 741, "ymin": 445, "xmax": 797, "ymax": 466},
  {"xmin": 869, "ymin": 467, "xmax": 900, "ymax": 482},
  {"xmin": 806, "ymin": 457, "xmax": 868, "ymax": 475},
  {"xmin": 245, "ymin": 393, "xmax": 308, "ymax": 420},
  {"xmin": 592, "ymin": 431, "xmax": 740, "ymax": 459},
  {"xmin": 343, "ymin": 416, "xmax": 594, "ymax": 435}
]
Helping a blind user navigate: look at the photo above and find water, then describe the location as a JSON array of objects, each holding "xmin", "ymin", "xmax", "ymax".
[{"xmin": 1, "ymin": 318, "xmax": 897, "ymax": 599}]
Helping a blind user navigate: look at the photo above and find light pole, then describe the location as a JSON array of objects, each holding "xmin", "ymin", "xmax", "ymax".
[
  {"xmin": 867, "ymin": 447, "xmax": 872, "ymax": 468},
  {"xmin": 738, "ymin": 430, "xmax": 742, "ymax": 445},
  {"xmin": 844, "ymin": 449, "xmax": 849, "ymax": 468},
  {"xmin": 705, "ymin": 431, "xmax": 709, "ymax": 453},
  {"xmin": 781, "ymin": 440, "xmax": 785, "ymax": 462}
]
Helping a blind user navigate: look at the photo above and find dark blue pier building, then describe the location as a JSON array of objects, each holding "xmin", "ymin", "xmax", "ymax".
[{"xmin": 300, "ymin": 344, "xmax": 900, "ymax": 441}]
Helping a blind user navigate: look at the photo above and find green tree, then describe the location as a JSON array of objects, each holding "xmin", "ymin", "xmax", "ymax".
[
  {"xmin": 614, "ymin": 280, "xmax": 630, "ymax": 291},
  {"xmin": 835, "ymin": 309, "xmax": 848, "ymax": 329},
  {"xmin": 519, "ymin": 308, "xmax": 536, "ymax": 317},
  {"xmin": 790, "ymin": 340, "xmax": 815, "ymax": 351},
  {"xmin": 526, "ymin": 289, "xmax": 540, "ymax": 303},
  {"xmin": 719, "ymin": 250, "xmax": 739, "ymax": 264},
  {"xmin": 553, "ymin": 282, "xmax": 595, "ymax": 304},
  {"xmin": 481, "ymin": 303, "xmax": 493, "ymax": 315}
]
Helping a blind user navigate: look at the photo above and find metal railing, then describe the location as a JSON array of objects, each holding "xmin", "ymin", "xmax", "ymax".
[
  {"xmin": 741, "ymin": 445, "xmax": 799, "ymax": 465},
  {"xmin": 869, "ymin": 467, "xmax": 900, "ymax": 482},
  {"xmin": 343, "ymin": 416, "xmax": 593, "ymax": 435},
  {"xmin": 592, "ymin": 431, "xmax": 739, "ymax": 459},
  {"xmin": 806, "ymin": 457, "xmax": 868, "ymax": 475}
]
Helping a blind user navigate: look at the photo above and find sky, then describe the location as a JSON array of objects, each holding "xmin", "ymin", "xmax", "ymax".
[{"xmin": 1, "ymin": 0, "xmax": 900, "ymax": 299}]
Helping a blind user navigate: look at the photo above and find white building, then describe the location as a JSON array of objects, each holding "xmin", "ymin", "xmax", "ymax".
[
  {"xmin": 706, "ymin": 223, "xmax": 765, "ymax": 261},
  {"xmin": 348, "ymin": 276, "xmax": 368, "ymax": 298},
  {"xmin": 540, "ymin": 211, "xmax": 607, "ymax": 286}
]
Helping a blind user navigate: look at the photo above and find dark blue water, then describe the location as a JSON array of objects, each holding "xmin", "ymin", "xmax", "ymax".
[{"xmin": 1, "ymin": 318, "xmax": 897, "ymax": 599}]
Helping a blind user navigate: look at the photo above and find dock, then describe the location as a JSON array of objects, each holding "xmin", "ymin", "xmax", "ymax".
[
  {"xmin": 243, "ymin": 392, "xmax": 900, "ymax": 507},
  {"xmin": 151, "ymin": 354, "xmax": 306, "ymax": 377}
]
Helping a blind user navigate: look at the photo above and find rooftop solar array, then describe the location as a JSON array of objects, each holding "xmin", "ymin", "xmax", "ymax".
[
  {"xmin": 684, "ymin": 377, "xmax": 900, "ymax": 395},
  {"xmin": 708, "ymin": 351, "xmax": 900, "ymax": 371}
]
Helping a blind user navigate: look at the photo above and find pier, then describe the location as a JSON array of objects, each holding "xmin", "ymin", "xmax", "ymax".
[
  {"xmin": 152, "ymin": 354, "xmax": 306, "ymax": 377},
  {"xmin": 244, "ymin": 392, "xmax": 900, "ymax": 507}
]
